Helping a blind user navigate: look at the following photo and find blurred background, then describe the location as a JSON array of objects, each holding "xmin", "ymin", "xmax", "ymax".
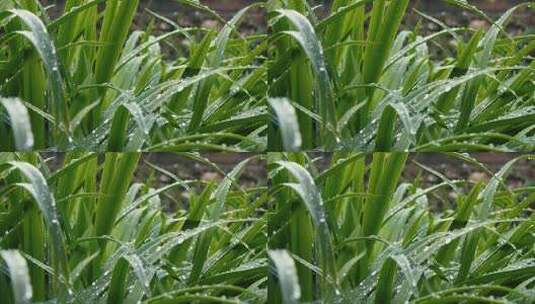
[
  {"xmin": 37, "ymin": 0, "xmax": 533, "ymax": 26},
  {"xmin": 42, "ymin": 153, "xmax": 266, "ymax": 213},
  {"xmin": 36, "ymin": 0, "xmax": 533, "ymax": 50},
  {"xmin": 308, "ymin": 152, "xmax": 535, "ymax": 211}
]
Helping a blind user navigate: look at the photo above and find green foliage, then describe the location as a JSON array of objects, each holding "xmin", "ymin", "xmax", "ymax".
[
  {"xmin": 0, "ymin": 0, "xmax": 267, "ymax": 151},
  {"xmin": 0, "ymin": 153, "xmax": 267, "ymax": 303},
  {"xmin": 268, "ymin": 0, "xmax": 535, "ymax": 151},
  {"xmin": 268, "ymin": 152, "xmax": 535, "ymax": 303}
]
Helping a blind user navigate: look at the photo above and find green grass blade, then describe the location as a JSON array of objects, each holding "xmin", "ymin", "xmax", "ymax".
[
  {"xmin": 106, "ymin": 258, "xmax": 128, "ymax": 304},
  {"xmin": 188, "ymin": 156, "xmax": 256, "ymax": 283},
  {"xmin": 268, "ymin": 250, "xmax": 301, "ymax": 304},
  {"xmin": 276, "ymin": 160, "xmax": 338, "ymax": 292},
  {"xmin": 268, "ymin": 97, "xmax": 302, "ymax": 151},
  {"xmin": 360, "ymin": 0, "xmax": 410, "ymax": 127},
  {"xmin": 436, "ymin": 30, "xmax": 483, "ymax": 113},
  {"xmin": 4, "ymin": 9, "xmax": 69, "ymax": 142},
  {"xmin": 94, "ymin": 153, "xmax": 140, "ymax": 240},
  {"xmin": 0, "ymin": 97, "xmax": 34, "ymax": 151},
  {"xmin": 374, "ymin": 258, "xmax": 396, "ymax": 304},
  {"xmin": 188, "ymin": 4, "xmax": 260, "ymax": 131},
  {"xmin": 0, "ymin": 250, "xmax": 33, "ymax": 304},
  {"xmin": 94, "ymin": 0, "xmax": 139, "ymax": 104},
  {"xmin": 274, "ymin": 9, "xmax": 337, "ymax": 147},
  {"xmin": 3, "ymin": 161, "xmax": 69, "ymax": 293}
]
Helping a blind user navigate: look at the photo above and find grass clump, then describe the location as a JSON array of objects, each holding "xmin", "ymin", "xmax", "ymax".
[
  {"xmin": 0, "ymin": 152, "xmax": 267, "ymax": 303},
  {"xmin": 268, "ymin": 0, "xmax": 535, "ymax": 151},
  {"xmin": 0, "ymin": 0, "xmax": 267, "ymax": 152},
  {"xmin": 268, "ymin": 152, "xmax": 535, "ymax": 303}
]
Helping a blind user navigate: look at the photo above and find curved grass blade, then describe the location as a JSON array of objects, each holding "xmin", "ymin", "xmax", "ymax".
[
  {"xmin": 2, "ymin": 161, "xmax": 70, "ymax": 290},
  {"xmin": 276, "ymin": 160, "xmax": 338, "ymax": 290},
  {"xmin": 274, "ymin": 9, "xmax": 337, "ymax": 147},
  {"xmin": 0, "ymin": 97, "xmax": 34, "ymax": 151},
  {"xmin": 268, "ymin": 250, "xmax": 301, "ymax": 304},
  {"xmin": 0, "ymin": 250, "xmax": 33, "ymax": 304},
  {"xmin": 188, "ymin": 3, "xmax": 262, "ymax": 131},
  {"xmin": 268, "ymin": 97, "xmax": 302, "ymax": 151},
  {"xmin": 3, "ymin": 9, "xmax": 69, "ymax": 142},
  {"xmin": 360, "ymin": 0, "xmax": 410, "ymax": 127},
  {"xmin": 188, "ymin": 156, "xmax": 258, "ymax": 283},
  {"xmin": 94, "ymin": 153, "xmax": 140, "ymax": 244}
]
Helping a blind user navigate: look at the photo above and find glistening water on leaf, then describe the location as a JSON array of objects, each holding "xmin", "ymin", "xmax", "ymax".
[
  {"xmin": 268, "ymin": 152, "xmax": 535, "ymax": 303},
  {"xmin": 0, "ymin": 97, "xmax": 34, "ymax": 151},
  {"xmin": 268, "ymin": 97, "xmax": 302, "ymax": 152},
  {"xmin": 0, "ymin": 1, "xmax": 267, "ymax": 151},
  {"xmin": 1, "ymin": 250, "xmax": 33, "ymax": 304},
  {"xmin": 267, "ymin": 0, "xmax": 535, "ymax": 151},
  {"xmin": 0, "ymin": 152, "xmax": 267, "ymax": 303}
]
